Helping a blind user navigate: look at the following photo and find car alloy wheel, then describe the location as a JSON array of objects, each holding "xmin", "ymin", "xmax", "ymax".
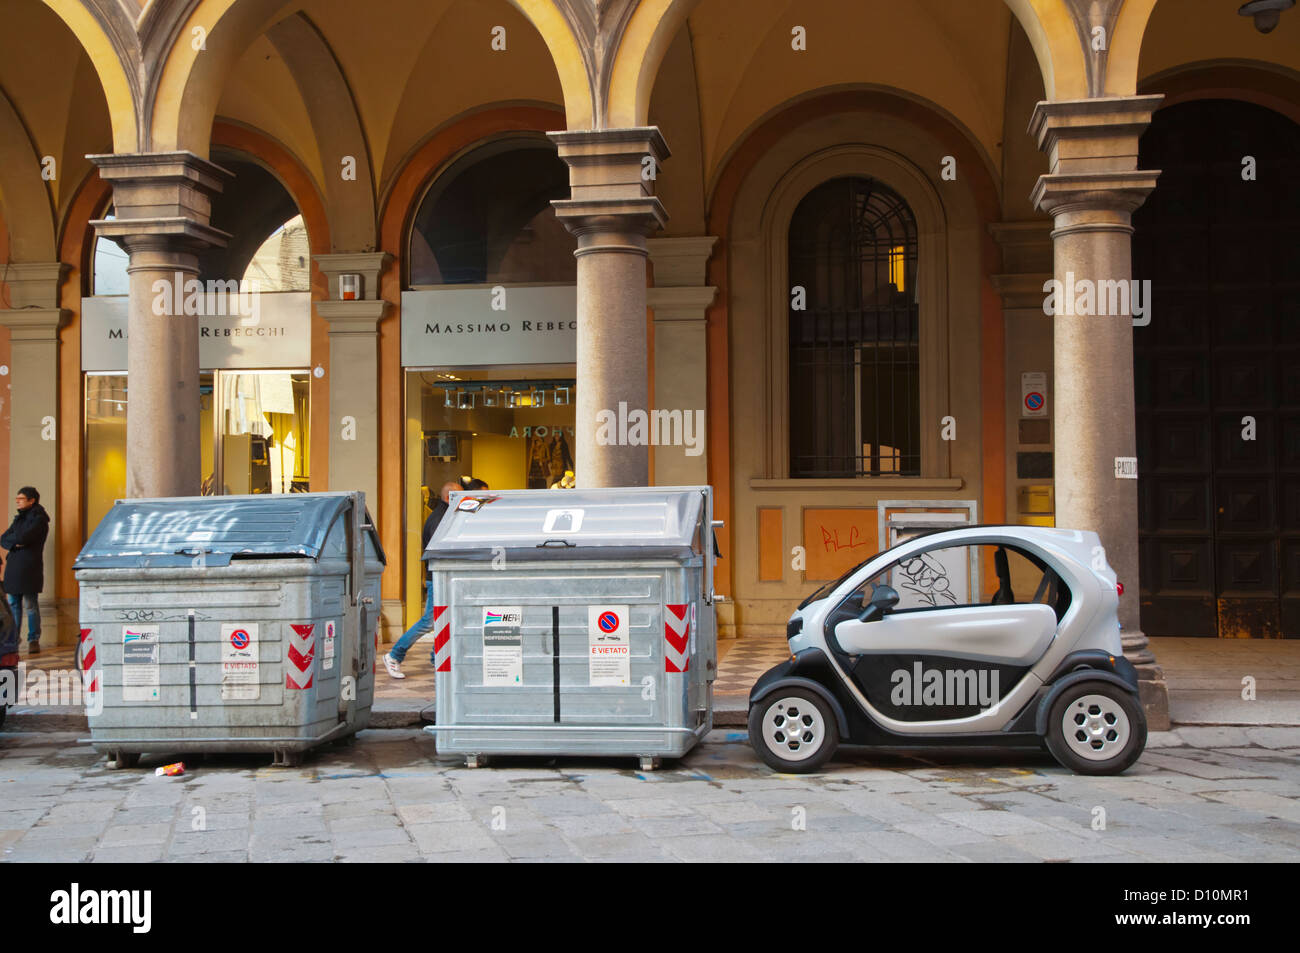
[
  {"xmin": 1061, "ymin": 692, "xmax": 1131, "ymax": 761},
  {"xmin": 761, "ymin": 695, "xmax": 826, "ymax": 761}
]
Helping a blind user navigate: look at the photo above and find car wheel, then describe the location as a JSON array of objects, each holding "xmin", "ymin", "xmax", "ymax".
[
  {"xmin": 1045, "ymin": 681, "xmax": 1146, "ymax": 775},
  {"xmin": 748, "ymin": 688, "xmax": 838, "ymax": 773}
]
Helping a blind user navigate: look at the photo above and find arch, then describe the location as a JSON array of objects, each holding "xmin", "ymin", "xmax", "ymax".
[
  {"xmin": 0, "ymin": 86, "xmax": 56, "ymax": 261},
  {"xmin": 149, "ymin": 0, "xmax": 294, "ymax": 154},
  {"xmin": 38, "ymin": 0, "xmax": 139, "ymax": 152},
  {"xmin": 1138, "ymin": 58, "xmax": 1300, "ymax": 124},
  {"xmin": 1000, "ymin": 0, "xmax": 1089, "ymax": 100},
  {"xmin": 607, "ymin": 0, "xmax": 697, "ymax": 129},
  {"xmin": 504, "ymin": 0, "xmax": 594, "ymax": 129},
  {"xmin": 264, "ymin": 13, "xmax": 375, "ymax": 253},
  {"xmin": 1107, "ymin": 0, "xmax": 1159, "ymax": 97}
]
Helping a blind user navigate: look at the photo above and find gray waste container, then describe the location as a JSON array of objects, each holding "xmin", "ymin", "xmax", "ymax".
[
  {"xmin": 423, "ymin": 486, "xmax": 718, "ymax": 769},
  {"xmin": 74, "ymin": 491, "xmax": 385, "ymax": 767}
]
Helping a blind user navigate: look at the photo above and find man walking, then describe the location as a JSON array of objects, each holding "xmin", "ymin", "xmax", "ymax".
[
  {"xmin": 1, "ymin": 487, "xmax": 50, "ymax": 654},
  {"xmin": 383, "ymin": 480, "xmax": 463, "ymax": 678}
]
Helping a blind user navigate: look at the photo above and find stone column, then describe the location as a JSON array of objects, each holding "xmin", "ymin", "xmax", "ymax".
[
  {"xmin": 314, "ymin": 252, "xmax": 395, "ymax": 639},
  {"xmin": 0, "ymin": 263, "xmax": 69, "ymax": 643},
  {"xmin": 89, "ymin": 152, "xmax": 230, "ymax": 499},
  {"xmin": 549, "ymin": 128, "xmax": 669, "ymax": 488},
  {"xmin": 647, "ymin": 237, "xmax": 716, "ymax": 486},
  {"xmin": 1029, "ymin": 96, "xmax": 1170, "ymax": 729}
]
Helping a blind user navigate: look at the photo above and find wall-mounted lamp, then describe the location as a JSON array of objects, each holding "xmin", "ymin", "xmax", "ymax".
[
  {"xmin": 1239, "ymin": 0, "xmax": 1294, "ymax": 33},
  {"xmin": 339, "ymin": 273, "xmax": 361, "ymax": 300}
]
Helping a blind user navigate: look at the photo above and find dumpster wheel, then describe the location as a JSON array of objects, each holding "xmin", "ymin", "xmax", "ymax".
[
  {"xmin": 638, "ymin": 757, "xmax": 661, "ymax": 772},
  {"xmin": 108, "ymin": 750, "xmax": 140, "ymax": 770},
  {"xmin": 272, "ymin": 748, "xmax": 303, "ymax": 768}
]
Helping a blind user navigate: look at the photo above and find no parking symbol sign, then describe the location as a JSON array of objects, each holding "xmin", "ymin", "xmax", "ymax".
[{"xmin": 1021, "ymin": 371, "xmax": 1047, "ymax": 418}]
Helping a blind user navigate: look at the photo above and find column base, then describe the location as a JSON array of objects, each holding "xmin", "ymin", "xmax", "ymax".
[
  {"xmin": 1123, "ymin": 627, "xmax": 1171, "ymax": 731},
  {"xmin": 380, "ymin": 599, "xmax": 405, "ymax": 646}
]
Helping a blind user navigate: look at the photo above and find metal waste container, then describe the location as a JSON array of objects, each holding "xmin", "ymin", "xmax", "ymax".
[
  {"xmin": 423, "ymin": 485, "xmax": 718, "ymax": 769},
  {"xmin": 74, "ymin": 491, "xmax": 385, "ymax": 767}
]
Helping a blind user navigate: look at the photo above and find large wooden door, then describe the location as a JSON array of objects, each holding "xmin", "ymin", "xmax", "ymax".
[{"xmin": 1133, "ymin": 100, "xmax": 1300, "ymax": 638}]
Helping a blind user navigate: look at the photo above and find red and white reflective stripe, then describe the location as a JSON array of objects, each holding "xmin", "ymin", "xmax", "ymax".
[
  {"xmin": 79, "ymin": 627, "xmax": 99, "ymax": 694},
  {"xmin": 432, "ymin": 605, "xmax": 451, "ymax": 672},
  {"xmin": 664, "ymin": 604, "xmax": 689, "ymax": 673},
  {"xmin": 285, "ymin": 623, "xmax": 315, "ymax": 689}
]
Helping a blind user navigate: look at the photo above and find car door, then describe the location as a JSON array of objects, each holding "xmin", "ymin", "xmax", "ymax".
[{"xmin": 829, "ymin": 541, "xmax": 1060, "ymax": 723}]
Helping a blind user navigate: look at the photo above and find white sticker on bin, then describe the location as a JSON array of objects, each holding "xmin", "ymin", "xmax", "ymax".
[
  {"xmin": 122, "ymin": 625, "xmax": 160, "ymax": 702},
  {"xmin": 323, "ymin": 621, "xmax": 336, "ymax": 672},
  {"xmin": 482, "ymin": 607, "xmax": 523, "ymax": 687},
  {"xmin": 543, "ymin": 508, "xmax": 584, "ymax": 533},
  {"xmin": 221, "ymin": 623, "xmax": 259, "ymax": 701},
  {"xmin": 588, "ymin": 606, "xmax": 630, "ymax": 687}
]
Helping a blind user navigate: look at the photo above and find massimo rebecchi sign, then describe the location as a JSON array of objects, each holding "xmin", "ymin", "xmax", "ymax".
[
  {"xmin": 81, "ymin": 293, "xmax": 311, "ymax": 371},
  {"xmin": 401, "ymin": 285, "xmax": 577, "ymax": 367}
]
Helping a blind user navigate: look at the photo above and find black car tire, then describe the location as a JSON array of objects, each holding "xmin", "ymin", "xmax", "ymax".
[
  {"xmin": 748, "ymin": 686, "xmax": 839, "ymax": 773},
  {"xmin": 1045, "ymin": 680, "xmax": 1146, "ymax": 775}
]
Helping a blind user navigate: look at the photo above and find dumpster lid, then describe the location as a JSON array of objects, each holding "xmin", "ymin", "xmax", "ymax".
[
  {"xmin": 425, "ymin": 486, "xmax": 711, "ymax": 561},
  {"xmin": 74, "ymin": 492, "xmax": 386, "ymax": 569}
]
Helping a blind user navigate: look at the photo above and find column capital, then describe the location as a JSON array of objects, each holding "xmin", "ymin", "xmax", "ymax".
[
  {"xmin": 317, "ymin": 298, "xmax": 388, "ymax": 332},
  {"xmin": 0, "ymin": 307, "xmax": 71, "ymax": 341},
  {"xmin": 314, "ymin": 252, "xmax": 393, "ymax": 301},
  {"xmin": 1028, "ymin": 96, "xmax": 1164, "ymax": 176},
  {"xmin": 88, "ymin": 151, "xmax": 232, "ymax": 253},
  {"xmin": 647, "ymin": 236, "xmax": 717, "ymax": 286},
  {"xmin": 1030, "ymin": 170, "xmax": 1161, "ymax": 221},
  {"xmin": 0, "ymin": 261, "xmax": 69, "ymax": 309},
  {"xmin": 648, "ymin": 285, "xmax": 717, "ymax": 317},
  {"xmin": 549, "ymin": 127, "xmax": 670, "ymax": 252}
]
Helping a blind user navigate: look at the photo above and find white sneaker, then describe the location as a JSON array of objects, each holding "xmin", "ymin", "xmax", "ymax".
[{"xmin": 383, "ymin": 653, "xmax": 405, "ymax": 679}]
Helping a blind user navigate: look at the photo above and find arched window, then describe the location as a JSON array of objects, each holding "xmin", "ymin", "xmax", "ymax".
[
  {"xmin": 788, "ymin": 176, "xmax": 919, "ymax": 477},
  {"xmin": 408, "ymin": 138, "xmax": 575, "ymax": 286}
]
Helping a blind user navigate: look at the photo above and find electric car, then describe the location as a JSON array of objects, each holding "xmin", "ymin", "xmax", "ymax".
[{"xmin": 748, "ymin": 525, "xmax": 1147, "ymax": 775}]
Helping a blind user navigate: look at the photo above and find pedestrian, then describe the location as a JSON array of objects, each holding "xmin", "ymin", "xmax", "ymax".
[
  {"xmin": 1, "ymin": 486, "xmax": 49, "ymax": 655},
  {"xmin": 383, "ymin": 480, "xmax": 462, "ymax": 679}
]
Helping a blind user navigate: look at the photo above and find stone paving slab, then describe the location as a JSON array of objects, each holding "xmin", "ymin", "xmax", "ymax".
[{"xmin": 0, "ymin": 725, "xmax": 1296, "ymax": 862}]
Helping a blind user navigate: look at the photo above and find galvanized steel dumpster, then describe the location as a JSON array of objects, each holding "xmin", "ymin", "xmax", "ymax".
[
  {"xmin": 423, "ymin": 486, "xmax": 718, "ymax": 769},
  {"xmin": 74, "ymin": 491, "xmax": 385, "ymax": 767}
]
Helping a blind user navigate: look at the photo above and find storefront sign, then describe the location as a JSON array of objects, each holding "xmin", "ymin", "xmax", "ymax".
[
  {"xmin": 80, "ymin": 294, "xmax": 311, "ymax": 371},
  {"xmin": 401, "ymin": 286, "xmax": 577, "ymax": 367}
]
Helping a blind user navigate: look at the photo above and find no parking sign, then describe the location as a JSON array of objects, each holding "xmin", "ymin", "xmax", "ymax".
[{"xmin": 1021, "ymin": 371, "xmax": 1047, "ymax": 418}]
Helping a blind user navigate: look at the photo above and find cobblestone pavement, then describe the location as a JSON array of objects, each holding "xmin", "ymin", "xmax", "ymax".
[{"xmin": 1, "ymin": 726, "xmax": 1297, "ymax": 863}]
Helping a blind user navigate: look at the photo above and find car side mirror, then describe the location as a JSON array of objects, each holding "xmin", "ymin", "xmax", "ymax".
[{"xmin": 857, "ymin": 584, "xmax": 899, "ymax": 623}]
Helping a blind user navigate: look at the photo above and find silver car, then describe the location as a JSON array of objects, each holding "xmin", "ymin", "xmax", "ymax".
[{"xmin": 748, "ymin": 525, "xmax": 1147, "ymax": 775}]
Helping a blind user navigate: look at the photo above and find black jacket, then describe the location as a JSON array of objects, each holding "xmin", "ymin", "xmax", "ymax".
[
  {"xmin": 421, "ymin": 499, "xmax": 449, "ymax": 552},
  {"xmin": 1, "ymin": 502, "xmax": 49, "ymax": 594}
]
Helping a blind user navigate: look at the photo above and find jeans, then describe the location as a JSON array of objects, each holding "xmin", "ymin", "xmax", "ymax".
[
  {"xmin": 389, "ymin": 582, "xmax": 434, "ymax": 664},
  {"xmin": 8, "ymin": 593, "xmax": 39, "ymax": 643}
]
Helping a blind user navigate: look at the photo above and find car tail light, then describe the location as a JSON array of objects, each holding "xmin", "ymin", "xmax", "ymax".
[{"xmin": 1116, "ymin": 581, "xmax": 1124, "ymax": 596}]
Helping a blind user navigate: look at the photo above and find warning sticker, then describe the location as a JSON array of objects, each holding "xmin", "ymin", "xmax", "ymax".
[
  {"xmin": 588, "ymin": 606, "xmax": 630, "ymax": 687},
  {"xmin": 221, "ymin": 623, "xmax": 259, "ymax": 701},
  {"xmin": 482, "ymin": 607, "xmax": 523, "ymax": 687},
  {"xmin": 122, "ymin": 625, "xmax": 160, "ymax": 702},
  {"xmin": 323, "ymin": 620, "xmax": 336, "ymax": 672}
]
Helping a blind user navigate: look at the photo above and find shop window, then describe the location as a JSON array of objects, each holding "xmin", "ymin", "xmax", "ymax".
[
  {"xmin": 403, "ymin": 367, "xmax": 576, "ymax": 624},
  {"xmin": 84, "ymin": 370, "xmax": 310, "ymax": 534},
  {"xmin": 788, "ymin": 176, "xmax": 920, "ymax": 478},
  {"xmin": 408, "ymin": 139, "xmax": 575, "ymax": 286}
]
